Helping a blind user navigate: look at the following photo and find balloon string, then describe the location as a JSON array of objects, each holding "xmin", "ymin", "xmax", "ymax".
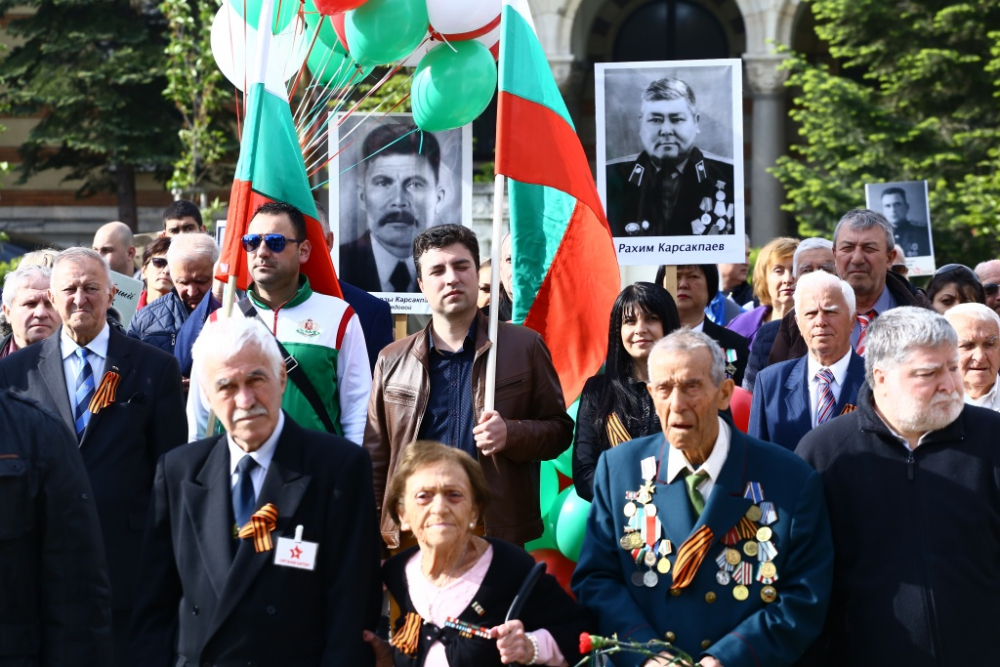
[
  {"xmin": 305, "ymin": 92, "xmax": 413, "ymax": 177},
  {"xmin": 289, "ymin": 16, "xmax": 322, "ymax": 107},
  {"xmin": 337, "ymin": 124, "xmax": 417, "ymax": 176}
]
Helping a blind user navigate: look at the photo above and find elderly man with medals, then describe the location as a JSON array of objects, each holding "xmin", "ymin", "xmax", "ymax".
[{"xmin": 573, "ymin": 329, "xmax": 833, "ymax": 667}]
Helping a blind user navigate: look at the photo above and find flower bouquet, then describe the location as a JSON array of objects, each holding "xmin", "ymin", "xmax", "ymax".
[{"xmin": 574, "ymin": 633, "xmax": 696, "ymax": 666}]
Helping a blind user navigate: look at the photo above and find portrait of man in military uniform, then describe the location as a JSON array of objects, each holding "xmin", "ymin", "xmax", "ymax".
[
  {"xmin": 601, "ymin": 75, "xmax": 737, "ymax": 238},
  {"xmin": 865, "ymin": 180, "xmax": 935, "ymax": 275}
]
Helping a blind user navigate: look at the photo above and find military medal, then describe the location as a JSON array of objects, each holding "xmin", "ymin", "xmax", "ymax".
[
  {"xmin": 759, "ymin": 501, "xmax": 778, "ymax": 526},
  {"xmin": 761, "ymin": 586, "xmax": 778, "ymax": 603},
  {"xmin": 657, "ymin": 557, "xmax": 671, "ymax": 574},
  {"xmin": 722, "ymin": 527, "xmax": 741, "ymax": 545},
  {"xmin": 716, "ymin": 550, "xmax": 737, "ymax": 573},
  {"xmin": 716, "ymin": 570, "xmax": 731, "ymax": 586},
  {"xmin": 643, "ymin": 571, "xmax": 659, "ymax": 588},
  {"xmin": 725, "ymin": 349, "xmax": 738, "ymax": 379},
  {"xmin": 644, "ymin": 550, "xmax": 658, "ymax": 567},
  {"xmin": 624, "ymin": 501, "xmax": 637, "ymax": 517},
  {"xmin": 745, "ymin": 505, "xmax": 762, "ymax": 522},
  {"xmin": 733, "ymin": 585, "xmax": 749, "ymax": 601},
  {"xmin": 631, "ymin": 571, "xmax": 645, "ymax": 586},
  {"xmin": 757, "ymin": 540, "xmax": 778, "ymax": 562},
  {"xmin": 756, "ymin": 526, "xmax": 773, "ymax": 543},
  {"xmin": 724, "ymin": 548, "xmax": 742, "ymax": 566},
  {"xmin": 743, "ymin": 541, "xmax": 759, "ymax": 557},
  {"xmin": 743, "ymin": 482, "xmax": 765, "ymax": 504}
]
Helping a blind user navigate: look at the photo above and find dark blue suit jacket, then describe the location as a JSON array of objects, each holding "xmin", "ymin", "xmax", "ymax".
[
  {"xmin": 749, "ymin": 352, "xmax": 866, "ymax": 451},
  {"xmin": 572, "ymin": 429, "xmax": 833, "ymax": 667},
  {"xmin": 340, "ymin": 280, "xmax": 393, "ymax": 373}
]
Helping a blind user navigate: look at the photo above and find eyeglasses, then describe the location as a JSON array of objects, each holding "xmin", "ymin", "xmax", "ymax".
[
  {"xmin": 147, "ymin": 257, "xmax": 168, "ymax": 269},
  {"xmin": 241, "ymin": 234, "xmax": 304, "ymax": 253}
]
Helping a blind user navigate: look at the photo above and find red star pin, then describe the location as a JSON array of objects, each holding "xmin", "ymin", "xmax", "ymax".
[{"xmin": 290, "ymin": 545, "xmax": 302, "ymax": 559}]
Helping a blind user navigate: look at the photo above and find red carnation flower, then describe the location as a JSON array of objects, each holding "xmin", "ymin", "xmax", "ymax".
[{"xmin": 580, "ymin": 633, "xmax": 594, "ymax": 654}]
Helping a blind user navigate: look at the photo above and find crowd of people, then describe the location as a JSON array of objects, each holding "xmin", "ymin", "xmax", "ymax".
[{"xmin": 3, "ymin": 199, "xmax": 1000, "ymax": 667}]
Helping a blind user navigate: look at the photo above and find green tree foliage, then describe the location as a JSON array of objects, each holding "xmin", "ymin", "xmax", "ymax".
[
  {"xmin": 774, "ymin": 0, "xmax": 1000, "ymax": 263},
  {"xmin": 0, "ymin": 0, "xmax": 182, "ymax": 228},
  {"xmin": 161, "ymin": 0, "xmax": 232, "ymax": 196}
]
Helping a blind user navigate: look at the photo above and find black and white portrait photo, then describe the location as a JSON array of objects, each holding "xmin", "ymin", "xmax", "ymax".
[
  {"xmin": 865, "ymin": 180, "xmax": 935, "ymax": 276},
  {"xmin": 330, "ymin": 113, "xmax": 471, "ymax": 313},
  {"xmin": 596, "ymin": 59, "xmax": 745, "ymax": 266}
]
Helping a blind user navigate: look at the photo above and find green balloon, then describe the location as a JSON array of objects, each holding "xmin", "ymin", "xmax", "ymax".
[
  {"xmin": 412, "ymin": 40, "xmax": 497, "ymax": 133},
  {"xmin": 345, "ymin": 0, "xmax": 428, "ymax": 67},
  {"xmin": 525, "ymin": 519, "xmax": 558, "ymax": 552},
  {"xmin": 539, "ymin": 460, "xmax": 559, "ymax": 519},
  {"xmin": 554, "ymin": 487, "xmax": 591, "ymax": 562},
  {"xmin": 306, "ymin": 41, "xmax": 372, "ymax": 88},
  {"xmin": 551, "ymin": 442, "xmax": 574, "ymax": 478},
  {"xmin": 230, "ymin": 0, "xmax": 298, "ymax": 34},
  {"xmin": 303, "ymin": 0, "xmax": 342, "ymax": 50}
]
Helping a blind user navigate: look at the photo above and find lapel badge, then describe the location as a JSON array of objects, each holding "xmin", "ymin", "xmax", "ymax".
[
  {"xmin": 296, "ymin": 319, "xmax": 322, "ymax": 337},
  {"xmin": 629, "ymin": 163, "xmax": 645, "ymax": 186},
  {"xmin": 695, "ymin": 160, "xmax": 707, "ymax": 183},
  {"xmin": 840, "ymin": 404, "xmax": 857, "ymax": 415},
  {"xmin": 88, "ymin": 366, "xmax": 121, "ymax": 414}
]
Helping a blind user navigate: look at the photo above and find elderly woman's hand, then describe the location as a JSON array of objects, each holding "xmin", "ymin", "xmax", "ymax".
[
  {"xmin": 362, "ymin": 630, "xmax": 394, "ymax": 667},
  {"xmin": 491, "ymin": 620, "xmax": 536, "ymax": 665}
]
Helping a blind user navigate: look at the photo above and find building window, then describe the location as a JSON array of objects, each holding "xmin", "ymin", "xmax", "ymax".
[{"xmin": 613, "ymin": 0, "xmax": 730, "ymax": 62}]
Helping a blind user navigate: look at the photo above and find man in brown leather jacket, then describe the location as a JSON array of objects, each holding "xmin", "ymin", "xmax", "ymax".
[{"xmin": 364, "ymin": 225, "xmax": 574, "ymax": 550}]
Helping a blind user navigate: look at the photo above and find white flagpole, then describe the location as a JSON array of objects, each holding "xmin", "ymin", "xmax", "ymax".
[{"xmin": 483, "ymin": 173, "xmax": 505, "ymax": 412}]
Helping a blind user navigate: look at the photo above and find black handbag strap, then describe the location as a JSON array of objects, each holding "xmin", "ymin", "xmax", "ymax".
[{"xmin": 236, "ymin": 298, "xmax": 338, "ymax": 433}]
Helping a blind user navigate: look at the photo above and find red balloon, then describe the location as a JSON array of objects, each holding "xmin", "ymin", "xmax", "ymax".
[
  {"xmin": 730, "ymin": 386, "xmax": 752, "ymax": 434},
  {"xmin": 530, "ymin": 548, "xmax": 577, "ymax": 599},
  {"xmin": 314, "ymin": 0, "xmax": 368, "ymax": 16},
  {"xmin": 330, "ymin": 12, "xmax": 349, "ymax": 51}
]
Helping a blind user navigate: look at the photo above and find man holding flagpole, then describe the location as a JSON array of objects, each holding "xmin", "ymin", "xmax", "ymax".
[{"xmin": 364, "ymin": 224, "xmax": 574, "ymax": 551}]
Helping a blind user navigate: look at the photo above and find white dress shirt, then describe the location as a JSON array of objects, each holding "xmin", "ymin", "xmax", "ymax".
[
  {"xmin": 666, "ymin": 417, "xmax": 731, "ymax": 500},
  {"xmin": 965, "ymin": 376, "xmax": 1000, "ymax": 412},
  {"xmin": 807, "ymin": 349, "xmax": 854, "ymax": 427},
  {"xmin": 60, "ymin": 322, "xmax": 110, "ymax": 411},
  {"xmin": 371, "ymin": 236, "xmax": 416, "ymax": 292},
  {"xmin": 228, "ymin": 411, "xmax": 284, "ymax": 500}
]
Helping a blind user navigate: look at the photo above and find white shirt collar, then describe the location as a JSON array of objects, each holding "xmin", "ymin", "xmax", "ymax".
[
  {"xmin": 689, "ymin": 319, "xmax": 705, "ymax": 333},
  {"xmin": 370, "ymin": 235, "xmax": 416, "ymax": 292},
  {"xmin": 227, "ymin": 410, "xmax": 284, "ymax": 476},
  {"xmin": 807, "ymin": 348, "xmax": 853, "ymax": 387},
  {"xmin": 666, "ymin": 417, "xmax": 731, "ymax": 487},
  {"xmin": 965, "ymin": 376, "xmax": 1000, "ymax": 411},
  {"xmin": 60, "ymin": 321, "xmax": 110, "ymax": 361}
]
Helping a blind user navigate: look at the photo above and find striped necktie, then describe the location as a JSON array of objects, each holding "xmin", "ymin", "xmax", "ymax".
[
  {"xmin": 856, "ymin": 309, "xmax": 877, "ymax": 355},
  {"xmin": 74, "ymin": 347, "xmax": 96, "ymax": 438},
  {"xmin": 815, "ymin": 367, "xmax": 837, "ymax": 425}
]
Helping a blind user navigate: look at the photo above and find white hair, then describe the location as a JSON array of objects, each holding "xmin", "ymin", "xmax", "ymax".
[
  {"xmin": 192, "ymin": 316, "xmax": 284, "ymax": 385},
  {"xmin": 943, "ymin": 302, "xmax": 1000, "ymax": 332},
  {"xmin": 52, "ymin": 247, "xmax": 113, "ymax": 289},
  {"xmin": 864, "ymin": 307, "xmax": 958, "ymax": 385},
  {"xmin": 648, "ymin": 328, "xmax": 726, "ymax": 386},
  {"xmin": 2, "ymin": 264, "xmax": 52, "ymax": 308},
  {"xmin": 792, "ymin": 237, "xmax": 834, "ymax": 277},
  {"xmin": 793, "ymin": 270, "xmax": 856, "ymax": 315},
  {"xmin": 167, "ymin": 233, "xmax": 220, "ymax": 271}
]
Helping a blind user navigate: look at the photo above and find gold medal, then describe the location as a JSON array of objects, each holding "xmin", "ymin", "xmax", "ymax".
[
  {"xmin": 627, "ymin": 532, "xmax": 643, "ymax": 550},
  {"xmin": 733, "ymin": 585, "xmax": 749, "ymax": 601},
  {"xmin": 657, "ymin": 557, "xmax": 671, "ymax": 574},
  {"xmin": 743, "ymin": 541, "xmax": 759, "ymax": 557},
  {"xmin": 745, "ymin": 505, "xmax": 762, "ymax": 522},
  {"xmin": 619, "ymin": 535, "xmax": 633, "ymax": 550},
  {"xmin": 760, "ymin": 562, "xmax": 777, "ymax": 578},
  {"xmin": 724, "ymin": 548, "xmax": 741, "ymax": 566},
  {"xmin": 624, "ymin": 501, "xmax": 637, "ymax": 518},
  {"xmin": 761, "ymin": 586, "xmax": 777, "ymax": 603},
  {"xmin": 756, "ymin": 526, "xmax": 773, "ymax": 542}
]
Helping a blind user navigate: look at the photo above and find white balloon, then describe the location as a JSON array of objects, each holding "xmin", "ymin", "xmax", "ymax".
[
  {"xmin": 426, "ymin": 0, "xmax": 500, "ymax": 38},
  {"xmin": 211, "ymin": 3, "xmax": 310, "ymax": 92}
]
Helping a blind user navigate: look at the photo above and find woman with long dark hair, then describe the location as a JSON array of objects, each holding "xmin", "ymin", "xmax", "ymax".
[{"xmin": 572, "ymin": 282, "xmax": 680, "ymax": 502}]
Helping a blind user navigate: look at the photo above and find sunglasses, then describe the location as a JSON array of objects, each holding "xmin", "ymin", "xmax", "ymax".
[
  {"xmin": 933, "ymin": 263, "xmax": 980, "ymax": 282},
  {"xmin": 986, "ymin": 283, "xmax": 999, "ymax": 297},
  {"xmin": 241, "ymin": 234, "xmax": 304, "ymax": 253},
  {"xmin": 147, "ymin": 257, "xmax": 168, "ymax": 269}
]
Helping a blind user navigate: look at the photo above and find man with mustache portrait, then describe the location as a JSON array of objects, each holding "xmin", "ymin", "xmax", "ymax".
[
  {"xmin": 606, "ymin": 77, "xmax": 735, "ymax": 238},
  {"xmin": 339, "ymin": 123, "xmax": 446, "ymax": 293},
  {"xmin": 796, "ymin": 307, "xmax": 1000, "ymax": 665}
]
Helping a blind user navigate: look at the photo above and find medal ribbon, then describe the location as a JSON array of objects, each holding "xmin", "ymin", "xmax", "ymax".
[
  {"xmin": 743, "ymin": 482, "xmax": 764, "ymax": 504},
  {"xmin": 758, "ymin": 541, "xmax": 778, "ymax": 562},
  {"xmin": 88, "ymin": 369, "xmax": 121, "ymax": 414},
  {"xmin": 759, "ymin": 502, "xmax": 778, "ymax": 526},
  {"xmin": 722, "ymin": 528, "xmax": 740, "ymax": 545},
  {"xmin": 733, "ymin": 562, "xmax": 753, "ymax": 585},
  {"xmin": 735, "ymin": 517, "xmax": 758, "ymax": 540},
  {"xmin": 715, "ymin": 550, "xmax": 735, "ymax": 572},
  {"xmin": 390, "ymin": 612, "xmax": 422, "ymax": 656},
  {"xmin": 670, "ymin": 525, "xmax": 714, "ymax": 590},
  {"xmin": 237, "ymin": 503, "xmax": 278, "ymax": 553}
]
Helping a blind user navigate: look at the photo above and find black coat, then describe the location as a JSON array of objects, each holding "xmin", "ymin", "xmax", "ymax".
[
  {"xmin": 702, "ymin": 318, "xmax": 749, "ymax": 388},
  {"xmin": 130, "ymin": 416, "xmax": 382, "ymax": 666},
  {"xmin": 0, "ymin": 389, "xmax": 113, "ymax": 666},
  {"xmin": 796, "ymin": 384, "xmax": 1000, "ymax": 665},
  {"xmin": 572, "ymin": 374, "xmax": 660, "ymax": 502},
  {"xmin": 0, "ymin": 326, "xmax": 187, "ymax": 613},
  {"xmin": 384, "ymin": 538, "xmax": 593, "ymax": 667},
  {"xmin": 742, "ymin": 319, "xmax": 780, "ymax": 391}
]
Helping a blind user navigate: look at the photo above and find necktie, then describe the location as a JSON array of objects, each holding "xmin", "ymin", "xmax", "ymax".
[
  {"xmin": 655, "ymin": 169, "xmax": 681, "ymax": 223},
  {"xmin": 683, "ymin": 469, "xmax": 711, "ymax": 518},
  {"xmin": 856, "ymin": 309, "xmax": 877, "ymax": 355},
  {"xmin": 815, "ymin": 367, "xmax": 837, "ymax": 425},
  {"xmin": 74, "ymin": 347, "xmax": 95, "ymax": 439},
  {"xmin": 233, "ymin": 455, "xmax": 258, "ymax": 531},
  {"xmin": 389, "ymin": 261, "xmax": 411, "ymax": 292}
]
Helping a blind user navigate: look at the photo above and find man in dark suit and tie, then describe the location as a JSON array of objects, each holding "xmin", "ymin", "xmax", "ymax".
[
  {"xmin": 572, "ymin": 329, "xmax": 833, "ymax": 666},
  {"xmin": 131, "ymin": 316, "xmax": 381, "ymax": 666},
  {"xmin": 0, "ymin": 247, "xmax": 187, "ymax": 666},
  {"xmin": 749, "ymin": 271, "xmax": 865, "ymax": 450}
]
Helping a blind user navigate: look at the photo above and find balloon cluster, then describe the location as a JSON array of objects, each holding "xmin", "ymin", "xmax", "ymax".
[
  {"xmin": 212, "ymin": 0, "xmax": 499, "ymax": 133},
  {"xmin": 526, "ymin": 399, "xmax": 592, "ymax": 596}
]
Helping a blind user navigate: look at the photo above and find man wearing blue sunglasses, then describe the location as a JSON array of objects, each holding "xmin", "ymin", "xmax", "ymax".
[{"xmin": 187, "ymin": 202, "xmax": 371, "ymax": 445}]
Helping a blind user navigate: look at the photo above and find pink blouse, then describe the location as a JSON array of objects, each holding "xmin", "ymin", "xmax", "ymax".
[{"xmin": 405, "ymin": 545, "xmax": 566, "ymax": 666}]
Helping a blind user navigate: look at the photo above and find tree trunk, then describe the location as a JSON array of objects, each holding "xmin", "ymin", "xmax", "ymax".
[{"xmin": 115, "ymin": 164, "xmax": 138, "ymax": 232}]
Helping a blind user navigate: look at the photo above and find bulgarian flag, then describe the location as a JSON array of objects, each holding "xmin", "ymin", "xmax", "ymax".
[
  {"xmin": 495, "ymin": 0, "xmax": 620, "ymax": 403},
  {"xmin": 216, "ymin": 0, "xmax": 342, "ymax": 298}
]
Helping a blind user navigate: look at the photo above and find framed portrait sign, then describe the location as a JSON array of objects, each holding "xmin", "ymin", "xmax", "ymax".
[
  {"xmin": 864, "ymin": 180, "xmax": 936, "ymax": 276},
  {"xmin": 596, "ymin": 59, "xmax": 745, "ymax": 266},
  {"xmin": 330, "ymin": 112, "xmax": 473, "ymax": 314}
]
